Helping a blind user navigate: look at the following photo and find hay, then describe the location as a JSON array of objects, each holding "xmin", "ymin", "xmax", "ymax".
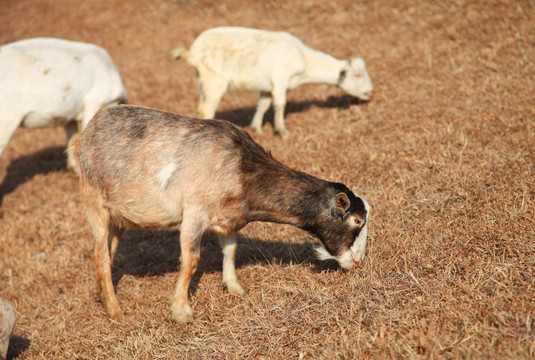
[{"xmin": 1, "ymin": 0, "xmax": 534, "ymax": 358}]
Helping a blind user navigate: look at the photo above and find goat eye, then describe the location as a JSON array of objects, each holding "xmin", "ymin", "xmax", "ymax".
[{"xmin": 354, "ymin": 217, "xmax": 364, "ymax": 227}]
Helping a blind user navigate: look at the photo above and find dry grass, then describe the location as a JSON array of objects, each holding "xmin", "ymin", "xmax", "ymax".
[{"xmin": 1, "ymin": 0, "xmax": 534, "ymax": 358}]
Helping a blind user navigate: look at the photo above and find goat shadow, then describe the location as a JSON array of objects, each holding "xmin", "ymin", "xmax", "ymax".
[
  {"xmin": 215, "ymin": 94, "xmax": 365, "ymax": 127},
  {"xmin": 111, "ymin": 229, "xmax": 341, "ymax": 295},
  {"xmin": 6, "ymin": 335, "xmax": 31, "ymax": 360},
  {"xmin": 0, "ymin": 146, "xmax": 67, "ymax": 208}
]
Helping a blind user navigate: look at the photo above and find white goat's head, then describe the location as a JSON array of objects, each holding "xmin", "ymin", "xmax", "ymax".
[{"xmin": 338, "ymin": 58, "xmax": 374, "ymax": 101}]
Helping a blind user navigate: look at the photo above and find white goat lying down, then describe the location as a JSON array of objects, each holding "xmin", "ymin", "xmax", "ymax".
[
  {"xmin": 0, "ymin": 37, "xmax": 126, "ymax": 172},
  {"xmin": 171, "ymin": 26, "xmax": 374, "ymax": 138},
  {"xmin": 73, "ymin": 105, "xmax": 370, "ymax": 323}
]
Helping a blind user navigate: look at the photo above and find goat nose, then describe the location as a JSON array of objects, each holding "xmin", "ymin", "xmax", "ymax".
[
  {"xmin": 350, "ymin": 259, "xmax": 361, "ymax": 269},
  {"xmin": 365, "ymin": 90, "xmax": 375, "ymax": 100}
]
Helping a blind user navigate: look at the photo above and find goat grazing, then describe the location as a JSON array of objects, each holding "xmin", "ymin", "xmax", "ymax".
[
  {"xmin": 171, "ymin": 26, "xmax": 374, "ymax": 138},
  {"xmin": 73, "ymin": 105, "xmax": 370, "ymax": 322},
  {"xmin": 0, "ymin": 37, "xmax": 126, "ymax": 173}
]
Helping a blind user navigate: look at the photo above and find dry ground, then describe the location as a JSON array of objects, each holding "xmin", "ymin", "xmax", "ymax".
[{"xmin": 1, "ymin": 0, "xmax": 534, "ymax": 358}]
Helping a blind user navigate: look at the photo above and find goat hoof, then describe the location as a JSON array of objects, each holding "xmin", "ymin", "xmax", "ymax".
[
  {"xmin": 105, "ymin": 306, "xmax": 124, "ymax": 320},
  {"xmin": 169, "ymin": 305, "xmax": 194, "ymax": 323},
  {"xmin": 251, "ymin": 126, "xmax": 263, "ymax": 135},
  {"xmin": 225, "ymin": 281, "xmax": 247, "ymax": 296},
  {"xmin": 276, "ymin": 128, "xmax": 291, "ymax": 139}
]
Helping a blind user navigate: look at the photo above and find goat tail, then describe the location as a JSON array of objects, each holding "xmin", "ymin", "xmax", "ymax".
[{"xmin": 169, "ymin": 46, "xmax": 188, "ymax": 61}]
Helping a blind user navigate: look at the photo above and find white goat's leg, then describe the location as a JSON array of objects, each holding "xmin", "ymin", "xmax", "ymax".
[
  {"xmin": 197, "ymin": 75, "xmax": 227, "ymax": 119},
  {"xmin": 250, "ymin": 92, "xmax": 272, "ymax": 134},
  {"xmin": 0, "ymin": 115, "xmax": 22, "ymax": 159},
  {"xmin": 272, "ymin": 86, "xmax": 290, "ymax": 139},
  {"xmin": 220, "ymin": 234, "xmax": 246, "ymax": 295},
  {"xmin": 64, "ymin": 121, "xmax": 80, "ymax": 174},
  {"xmin": 197, "ymin": 77, "xmax": 207, "ymax": 115},
  {"xmin": 170, "ymin": 221, "xmax": 202, "ymax": 322}
]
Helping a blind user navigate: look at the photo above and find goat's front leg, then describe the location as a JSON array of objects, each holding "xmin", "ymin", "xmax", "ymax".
[
  {"xmin": 170, "ymin": 222, "xmax": 202, "ymax": 322},
  {"xmin": 220, "ymin": 234, "xmax": 246, "ymax": 296}
]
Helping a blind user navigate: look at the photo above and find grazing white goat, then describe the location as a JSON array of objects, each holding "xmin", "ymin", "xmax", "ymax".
[
  {"xmin": 171, "ymin": 26, "xmax": 374, "ymax": 138},
  {"xmin": 73, "ymin": 105, "xmax": 370, "ymax": 323},
  {"xmin": 0, "ymin": 37, "xmax": 126, "ymax": 172}
]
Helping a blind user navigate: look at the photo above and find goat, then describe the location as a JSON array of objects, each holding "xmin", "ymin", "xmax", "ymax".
[
  {"xmin": 73, "ymin": 105, "xmax": 370, "ymax": 322},
  {"xmin": 0, "ymin": 37, "xmax": 126, "ymax": 173},
  {"xmin": 0, "ymin": 298, "xmax": 17, "ymax": 360},
  {"xmin": 171, "ymin": 26, "xmax": 374, "ymax": 138}
]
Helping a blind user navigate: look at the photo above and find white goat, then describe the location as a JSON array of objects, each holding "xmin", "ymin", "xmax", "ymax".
[
  {"xmin": 171, "ymin": 26, "xmax": 374, "ymax": 138},
  {"xmin": 0, "ymin": 38, "xmax": 126, "ymax": 172}
]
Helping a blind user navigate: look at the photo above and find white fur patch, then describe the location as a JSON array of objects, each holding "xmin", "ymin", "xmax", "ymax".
[
  {"xmin": 314, "ymin": 243, "xmax": 335, "ymax": 262},
  {"xmin": 315, "ymin": 196, "xmax": 371, "ymax": 270},
  {"xmin": 157, "ymin": 162, "xmax": 177, "ymax": 187},
  {"xmin": 350, "ymin": 197, "xmax": 371, "ymax": 259},
  {"xmin": 314, "ymin": 244, "xmax": 354, "ymax": 270}
]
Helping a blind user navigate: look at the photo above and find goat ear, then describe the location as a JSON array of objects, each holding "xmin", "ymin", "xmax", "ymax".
[
  {"xmin": 335, "ymin": 193, "xmax": 350, "ymax": 213},
  {"xmin": 338, "ymin": 69, "xmax": 347, "ymax": 85},
  {"xmin": 350, "ymin": 57, "xmax": 365, "ymax": 70}
]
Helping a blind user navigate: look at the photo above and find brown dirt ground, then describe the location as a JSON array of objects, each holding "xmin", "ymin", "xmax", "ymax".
[{"xmin": 1, "ymin": 0, "xmax": 534, "ymax": 358}]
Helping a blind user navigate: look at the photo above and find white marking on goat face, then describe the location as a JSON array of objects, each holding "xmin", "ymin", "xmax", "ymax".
[
  {"xmin": 314, "ymin": 196, "xmax": 371, "ymax": 270},
  {"xmin": 157, "ymin": 162, "xmax": 177, "ymax": 188},
  {"xmin": 313, "ymin": 243, "xmax": 357, "ymax": 270},
  {"xmin": 314, "ymin": 243, "xmax": 335, "ymax": 263},
  {"xmin": 347, "ymin": 197, "xmax": 371, "ymax": 267}
]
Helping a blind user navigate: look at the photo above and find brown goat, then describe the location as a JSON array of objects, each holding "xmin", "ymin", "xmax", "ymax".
[{"xmin": 73, "ymin": 105, "xmax": 370, "ymax": 322}]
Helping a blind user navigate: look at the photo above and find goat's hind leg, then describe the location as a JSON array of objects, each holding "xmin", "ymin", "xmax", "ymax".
[
  {"xmin": 249, "ymin": 92, "xmax": 272, "ymax": 134},
  {"xmin": 197, "ymin": 75, "xmax": 226, "ymax": 119},
  {"xmin": 271, "ymin": 84, "xmax": 290, "ymax": 139},
  {"xmin": 96, "ymin": 224, "xmax": 124, "ymax": 320},
  {"xmin": 85, "ymin": 185, "xmax": 124, "ymax": 320}
]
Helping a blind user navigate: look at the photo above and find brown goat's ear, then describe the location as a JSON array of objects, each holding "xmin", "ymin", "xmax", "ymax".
[
  {"xmin": 335, "ymin": 193, "xmax": 350, "ymax": 213},
  {"xmin": 332, "ymin": 193, "xmax": 351, "ymax": 219}
]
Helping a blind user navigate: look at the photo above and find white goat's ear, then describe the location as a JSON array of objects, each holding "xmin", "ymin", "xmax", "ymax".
[
  {"xmin": 350, "ymin": 57, "xmax": 366, "ymax": 70},
  {"xmin": 338, "ymin": 69, "xmax": 347, "ymax": 85}
]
